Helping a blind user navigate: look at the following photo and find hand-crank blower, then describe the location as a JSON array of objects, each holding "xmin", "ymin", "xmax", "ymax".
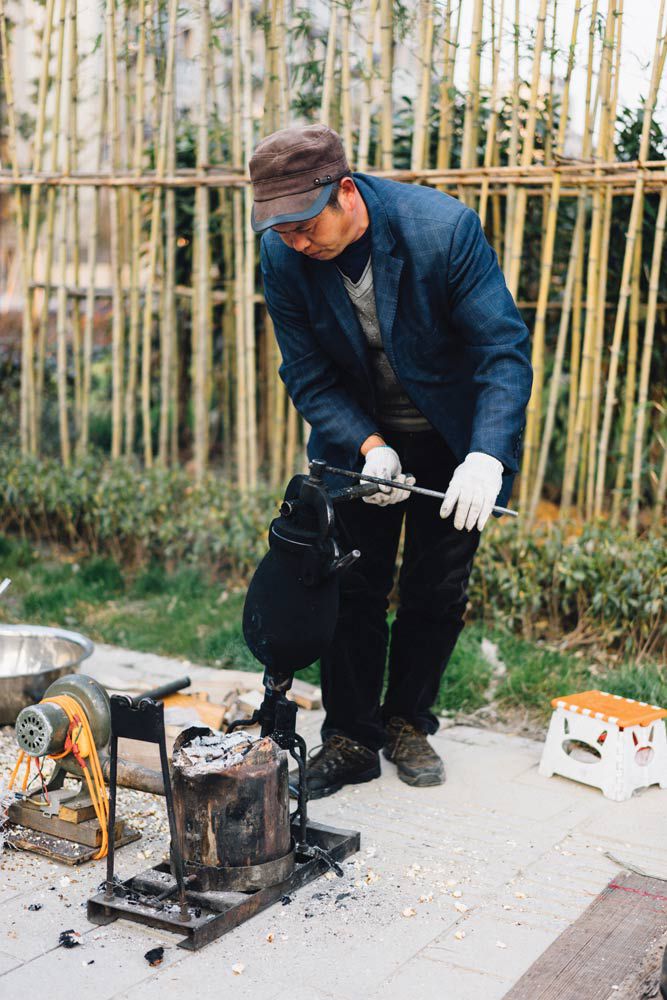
[{"xmin": 8, "ymin": 673, "xmax": 190, "ymax": 861}]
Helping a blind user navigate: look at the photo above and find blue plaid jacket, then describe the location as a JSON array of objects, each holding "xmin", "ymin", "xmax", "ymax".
[{"xmin": 260, "ymin": 173, "xmax": 532, "ymax": 506}]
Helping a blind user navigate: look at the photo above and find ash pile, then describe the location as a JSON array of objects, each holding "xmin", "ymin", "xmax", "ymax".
[{"xmin": 172, "ymin": 729, "xmax": 266, "ymax": 773}]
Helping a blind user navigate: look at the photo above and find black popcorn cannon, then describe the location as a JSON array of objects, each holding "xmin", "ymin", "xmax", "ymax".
[{"xmin": 87, "ymin": 459, "xmax": 374, "ymax": 949}]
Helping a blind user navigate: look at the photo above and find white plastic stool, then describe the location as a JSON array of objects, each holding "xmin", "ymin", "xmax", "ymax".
[{"xmin": 539, "ymin": 689, "xmax": 667, "ymax": 802}]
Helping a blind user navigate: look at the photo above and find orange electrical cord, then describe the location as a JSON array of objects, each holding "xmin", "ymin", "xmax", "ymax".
[{"xmin": 9, "ymin": 694, "xmax": 110, "ymax": 859}]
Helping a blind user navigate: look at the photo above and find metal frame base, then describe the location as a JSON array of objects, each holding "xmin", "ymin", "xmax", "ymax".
[{"xmin": 87, "ymin": 819, "xmax": 360, "ymax": 950}]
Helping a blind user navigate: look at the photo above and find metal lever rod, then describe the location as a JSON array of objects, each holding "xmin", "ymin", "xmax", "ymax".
[
  {"xmin": 131, "ymin": 676, "xmax": 191, "ymax": 706},
  {"xmin": 322, "ymin": 465, "xmax": 518, "ymax": 518}
]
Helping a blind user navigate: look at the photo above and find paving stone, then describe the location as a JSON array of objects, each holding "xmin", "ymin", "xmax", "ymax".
[
  {"xmin": 2, "ymin": 643, "xmax": 667, "ymax": 998},
  {"xmin": 0, "ymin": 951, "xmax": 22, "ymax": 975}
]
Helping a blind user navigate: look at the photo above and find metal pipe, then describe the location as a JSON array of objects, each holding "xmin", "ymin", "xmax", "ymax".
[
  {"xmin": 323, "ymin": 464, "xmax": 519, "ymax": 517},
  {"xmin": 131, "ymin": 676, "xmax": 191, "ymax": 705},
  {"xmin": 100, "ymin": 754, "xmax": 165, "ymax": 795}
]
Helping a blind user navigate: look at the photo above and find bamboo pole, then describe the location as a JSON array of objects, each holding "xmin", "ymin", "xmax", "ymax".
[
  {"xmin": 652, "ymin": 436, "xmax": 667, "ymax": 532},
  {"xmin": 357, "ymin": 0, "xmax": 377, "ymax": 171},
  {"xmin": 379, "ymin": 0, "xmax": 393, "ymax": 170},
  {"xmin": 628, "ymin": 186, "xmax": 667, "ymax": 535},
  {"xmin": 106, "ymin": 0, "xmax": 125, "ymax": 459},
  {"xmin": 35, "ymin": 0, "xmax": 69, "ymax": 453},
  {"xmin": 527, "ymin": 206, "xmax": 585, "ymax": 524},
  {"xmin": 231, "ymin": 0, "xmax": 247, "ymax": 490},
  {"xmin": 478, "ymin": 0, "xmax": 505, "ymax": 227},
  {"xmin": 436, "ymin": 0, "xmax": 462, "ymax": 177},
  {"xmin": 411, "ymin": 0, "xmax": 435, "ymax": 171},
  {"xmin": 459, "ymin": 0, "xmax": 483, "ymax": 202},
  {"xmin": 159, "ymin": 13, "xmax": 177, "ymax": 467},
  {"xmin": 68, "ymin": 0, "xmax": 82, "ymax": 441},
  {"xmin": 23, "ymin": 0, "xmax": 57, "ymax": 453},
  {"xmin": 594, "ymin": 1, "xmax": 667, "ymax": 514},
  {"xmin": 124, "ymin": 0, "xmax": 148, "ymax": 456},
  {"xmin": 320, "ymin": 1, "xmax": 338, "ymax": 127},
  {"xmin": 55, "ymin": 0, "xmax": 76, "ymax": 467},
  {"xmin": 0, "ymin": 0, "xmax": 34, "ymax": 454},
  {"xmin": 242, "ymin": 0, "xmax": 257, "ymax": 487},
  {"xmin": 587, "ymin": 0, "xmax": 621, "ymax": 516},
  {"xmin": 193, "ymin": 0, "xmax": 212, "ymax": 480},
  {"xmin": 142, "ymin": 0, "xmax": 178, "ymax": 468},
  {"xmin": 518, "ymin": 1, "xmax": 582, "ymax": 518},
  {"xmin": 506, "ymin": 0, "xmax": 549, "ymax": 297},
  {"xmin": 502, "ymin": 0, "xmax": 521, "ymax": 274},
  {"xmin": 80, "ymin": 67, "xmax": 107, "ymax": 457},
  {"xmin": 611, "ymin": 230, "xmax": 641, "ymax": 524},
  {"xmin": 560, "ymin": 0, "xmax": 601, "ymax": 511},
  {"xmin": 340, "ymin": 1, "xmax": 353, "ymax": 160}
]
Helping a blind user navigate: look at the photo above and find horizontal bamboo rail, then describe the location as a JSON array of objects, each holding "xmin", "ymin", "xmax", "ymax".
[
  {"xmin": 1, "ymin": 159, "xmax": 666, "ymax": 189},
  {"xmin": 26, "ymin": 280, "xmax": 667, "ymax": 317}
]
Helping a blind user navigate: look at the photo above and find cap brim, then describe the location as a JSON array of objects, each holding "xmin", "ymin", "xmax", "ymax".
[{"xmin": 251, "ymin": 182, "xmax": 333, "ymax": 234}]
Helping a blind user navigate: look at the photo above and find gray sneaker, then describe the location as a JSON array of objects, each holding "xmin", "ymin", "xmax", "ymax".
[{"xmin": 383, "ymin": 717, "xmax": 445, "ymax": 787}]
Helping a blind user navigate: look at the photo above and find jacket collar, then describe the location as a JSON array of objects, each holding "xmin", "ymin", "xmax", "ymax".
[{"xmin": 309, "ymin": 173, "xmax": 404, "ymax": 372}]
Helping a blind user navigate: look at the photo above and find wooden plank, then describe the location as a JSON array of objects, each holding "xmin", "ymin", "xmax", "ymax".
[
  {"xmin": 5, "ymin": 822, "xmax": 140, "ymax": 865},
  {"xmin": 162, "ymin": 692, "xmax": 227, "ymax": 729},
  {"xmin": 504, "ymin": 871, "xmax": 667, "ymax": 1000},
  {"xmin": 8, "ymin": 802, "xmax": 125, "ymax": 847},
  {"xmin": 59, "ymin": 792, "xmax": 96, "ymax": 824}
]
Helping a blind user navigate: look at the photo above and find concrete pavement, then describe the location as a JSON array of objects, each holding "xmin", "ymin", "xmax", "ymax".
[{"xmin": 2, "ymin": 643, "xmax": 666, "ymax": 999}]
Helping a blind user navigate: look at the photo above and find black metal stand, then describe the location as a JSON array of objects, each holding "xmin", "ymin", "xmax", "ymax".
[
  {"xmin": 87, "ymin": 818, "xmax": 359, "ymax": 950},
  {"xmin": 103, "ymin": 695, "xmax": 190, "ymax": 922},
  {"xmin": 87, "ymin": 685, "xmax": 360, "ymax": 949}
]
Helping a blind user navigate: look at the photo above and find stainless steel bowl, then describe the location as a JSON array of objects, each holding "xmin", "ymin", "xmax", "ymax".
[{"xmin": 0, "ymin": 624, "xmax": 94, "ymax": 725}]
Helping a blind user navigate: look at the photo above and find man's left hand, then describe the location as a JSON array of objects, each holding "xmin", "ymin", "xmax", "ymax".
[{"xmin": 439, "ymin": 452, "xmax": 503, "ymax": 531}]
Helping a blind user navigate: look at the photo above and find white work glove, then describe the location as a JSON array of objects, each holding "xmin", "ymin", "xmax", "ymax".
[
  {"xmin": 361, "ymin": 445, "xmax": 415, "ymax": 506},
  {"xmin": 440, "ymin": 452, "xmax": 503, "ymax": 531}
]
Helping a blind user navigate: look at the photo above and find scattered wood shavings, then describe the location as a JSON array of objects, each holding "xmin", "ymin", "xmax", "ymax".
[
  {"xmin": 266, "ymin": 932, "xmax": 274, "ymax": 943},
  {"xmin": 454, "ymin": 902, "xmax": 468, "ymax": 913},
  {"xmin": 514, "ymin": 891, "xmax": 526, "ymax": 899},
  {"xmin": 452, "ymin": 890, "xmax": 462, "ymax": 898},
  {"xmin": 232, "ymin": 963, "xmax": 245, "ymax": 976},
  {"xmin": 418, "ymin": 894, "xmax": 433, "ymax": 903},
  {"xmin": 454, "ymin": 930, "xmax": 466, "ymax": 940},
  {"xmin": 402, "ymin": 907, "xmax": 417, "ymax": 918}
]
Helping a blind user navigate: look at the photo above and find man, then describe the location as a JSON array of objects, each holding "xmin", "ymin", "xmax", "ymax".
[{"xmin": 250, "ymin": 124, "xmax": 532, "ymax": 798}]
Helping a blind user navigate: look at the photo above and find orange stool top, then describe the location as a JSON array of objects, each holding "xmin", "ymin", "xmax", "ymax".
[{"xmin": 551, "ymin": 690, "xmax": 667, "ymax": 730}]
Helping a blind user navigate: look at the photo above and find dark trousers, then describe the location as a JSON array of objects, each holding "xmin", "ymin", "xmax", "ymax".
[{"xmin": 320, "ymin": 429, "xmax": 481, "ymax": 751}]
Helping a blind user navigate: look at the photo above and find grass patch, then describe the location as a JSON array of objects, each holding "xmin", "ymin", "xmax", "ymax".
[{"xmin": 2, "ymin": 532, "xmax": 665, "ymax": 721}]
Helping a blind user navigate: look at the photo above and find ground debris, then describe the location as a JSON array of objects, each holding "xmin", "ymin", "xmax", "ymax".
[
  {"xmin": 144, "ymin": 946, "xmax": 165, "ymax": 967},
  {"xmin": 27, "ymin": 903, "xmax": 42, "ymax": 911},
  {"xmin": 232, "ymin": 962, "xmax": 245, "ymax": 976},
  {"xmin": 58, "ymin": 929, "xmax": 80, "ymax": 948}
]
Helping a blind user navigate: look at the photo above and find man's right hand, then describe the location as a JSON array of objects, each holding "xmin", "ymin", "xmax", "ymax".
[{"xmin": 360, "ymin": 445, "xmax": 414, "ymax": 506}]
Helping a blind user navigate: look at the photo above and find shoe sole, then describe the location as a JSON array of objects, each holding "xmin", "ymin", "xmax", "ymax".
[
  {"xmin": 396, "ymin": 769, "xmax": 444, "ymax": 787},
  {"xmin": 304, "ymin": 763, "xmax": 382, "ymax": 801},
  {"xmin": 383, "ymin": 747, "xmax": 445, "ymax": 787}
]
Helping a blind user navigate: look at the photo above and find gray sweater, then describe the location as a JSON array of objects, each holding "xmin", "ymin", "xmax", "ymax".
[{"xmin": 339, "ymin": 258, "xmax": 432, "ymax": 433}]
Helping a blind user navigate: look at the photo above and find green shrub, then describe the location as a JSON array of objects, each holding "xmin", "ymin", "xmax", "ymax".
[
  {"xmin": 79, "ymin": 557, "xmax": 125, "ymax": 595},
  {"xmin": 470, "ymin": 521, "xmax": 666, "ymax": 660},
  {"xmin": 0, "ymin": 449, "xmax": 275, "ymax": 576},
  {"xmin": 1, "ymin": 450, "xmax": 664, "ymax": 661}
]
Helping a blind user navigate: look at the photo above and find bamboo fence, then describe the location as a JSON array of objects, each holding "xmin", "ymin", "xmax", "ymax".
[{"xmin": 0, "ymin": 0, "xmax": 665, "ymax": 532}]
